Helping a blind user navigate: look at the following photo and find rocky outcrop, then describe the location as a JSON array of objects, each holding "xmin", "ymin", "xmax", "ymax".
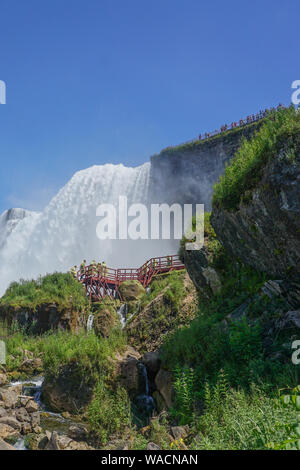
[
  {"xmin": 0, "ymin": 382, "xmax": 41, "ymax": 442},
  {"xmin": 126, "ymin": 272, "xmax": 197, "ymax": 352},
  {"xmin": 154, "ymin": 369, "xmax": 174, "ymax": 408},
  {"xmin": 0, "ymin": 302, "xmax": 85, "ymax": 333},
  {"xmin": 42, "ymin": 364, "xmax": 94, "ymax": 413},
  {"xmin": 115, "ymin": 347, "xmax": 141, "ymax": 397},
  {"xmin": 211, "ymin": 148, "xmax": 300, "ymax": 280},
  {"xmin": 182, "ymin": 241, "xmax": 222, "ymax": 298}
]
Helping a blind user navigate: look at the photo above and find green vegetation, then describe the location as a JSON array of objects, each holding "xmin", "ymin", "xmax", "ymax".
[
  {"xmin": 154, "ymin": 120, "xmax": 260, "ymax": 157},
  {"xmin": 0, "ymin": 272, "xmax": 88, "ymax": 311},
  {"xmin": 213, "ymin": 106, "xmax": 300, "ymax": 210},
  {"xmin": 88, "ymin": 380, "xmax": 132, "ymax": 445},
  {"xmin": 160, "ymin": 212, "xmax": 300, "ymax": 449}
]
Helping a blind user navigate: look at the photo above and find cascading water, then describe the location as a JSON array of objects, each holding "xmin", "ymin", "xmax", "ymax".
[
  {"xmin": 117, "ymin": 304, "xmax": 128, "ymax": 329},
  {"xmin": 0, "ymin": 162, "xmax": 174, "ymax": 296},
  {"xmin": 133, "ymin": 362, "xmax": 156, "ymax": 426},
  {"xmin": 86, "ymin": 314, "xmax": 94, "ymax": 332}
]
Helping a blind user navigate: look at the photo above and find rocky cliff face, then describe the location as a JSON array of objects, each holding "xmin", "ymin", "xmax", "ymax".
[
  {"xmin": 149, "ymin": 123, "xmax": 260, "ymax": 209},
  {"xmin": 211, "ymin": 146, "xmax": 300, "ymax": 280}
]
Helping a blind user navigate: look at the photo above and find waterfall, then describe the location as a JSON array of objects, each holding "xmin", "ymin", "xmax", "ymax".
[
  {"xmin": 117, "ymin": 304, "xmax": 128, "ymax": 329},
  {"xmin": 0, "ymin": 162, "xmax": 163, "ymax": 296},
  {"xmin": 133, "ymin": 362, "xmax": 156, "ymax": 422},
  {"xmin": 86, "ymin": 314, "xmax": 94, "ymax": 332}
]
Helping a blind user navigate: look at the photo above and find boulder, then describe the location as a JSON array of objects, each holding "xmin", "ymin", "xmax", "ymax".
[
  {"xmin": 0, "ymin": 373, "xmax": 7, "ymax": 386},
  {"xmin": 42, "ymin": 364, "xmax": 94, "ymax": 413},
  {"xmin": 154, "ymin": 369, "xmax": 174, "ymax": 408},
  {"xmin": 142, "ymin": 352, "xmax": 161, "ymax": 378},
  {"xmin": 0, "ymin": 389, "xmax": 19, "ymax": 409},
  {"xmin": 25, "ymin": 400, "xmax": 38, "ymax": 413},
  {"xmin": 0, "ymin": 438, "xmax": 16, "ymax": 450},
  {"xmin": 119, "ymin": 280, "xmax": 145, "ymax": 302},
  {"xmin": 0, "ymin": 423, "xmax": 19, "ymax": 439},
  {"xmin": 147, "ymin": 442, "xmax": 161, "ymax": 450},
  {"xmin": 68, "ymin": 425, "xmax": 87, "ymax": 441},
  {"xmin": 0, "ymin": 416, "xmax": 21, "ymax": 431}
]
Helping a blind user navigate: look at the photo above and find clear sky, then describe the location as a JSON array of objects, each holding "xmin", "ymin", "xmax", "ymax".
[{"xmin": 0, "ymin": 0, "xmax": 299, "ymax": 213}]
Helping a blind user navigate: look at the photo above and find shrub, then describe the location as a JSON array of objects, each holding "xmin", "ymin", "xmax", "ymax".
[{"xmin": 213, "ymin": 106, "xmax": 300, "ymax": 211}]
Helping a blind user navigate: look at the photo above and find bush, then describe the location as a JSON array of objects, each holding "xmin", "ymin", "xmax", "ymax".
[
  {"xmin": 88, "ymin": 380, "xmax": 132, "ymax": 444},
  {"xmin": 1, "ymin": 272, "xmax": 88, "ymax": 311}
]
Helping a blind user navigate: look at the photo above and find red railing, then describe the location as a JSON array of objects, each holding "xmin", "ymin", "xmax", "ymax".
[{"xmin": 77, "ymin": 254, "xmax": 185, "ymax": 302}]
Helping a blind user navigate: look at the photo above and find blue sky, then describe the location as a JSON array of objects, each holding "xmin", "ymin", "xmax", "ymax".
[{"xmin": 0, "ymin": 0, "xmax": 299, "ymax": 213}]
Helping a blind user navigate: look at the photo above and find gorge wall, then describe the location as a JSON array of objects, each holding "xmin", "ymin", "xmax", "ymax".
[{"xmin": 149, "ymin": 122, "xmax": 260, "ymax": 209}]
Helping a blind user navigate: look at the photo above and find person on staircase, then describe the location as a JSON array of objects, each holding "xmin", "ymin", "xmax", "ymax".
[
  {"xmin": 102, "ymin": 261, "xmax": 108, "ymax": 277},
  {"xmin": 69, "ymin": 265, "xmax": 77, "ymax": 279},
  {"xmin": 80, "ymin": 260, "xmax": 86, "ymax": 279}
]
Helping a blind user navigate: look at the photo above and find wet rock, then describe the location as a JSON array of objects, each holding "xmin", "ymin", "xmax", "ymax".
[
  {"xmin": 115, "ymin": 347, "xmax": 141, "ymax": 396},
  {"xmin": 155, "ymin": 369, "xmax": 173, "ymax": 408},
  {"xmin": 68, "ymin": 425, "xmax": 87, "ymax": 441},
  {"xmin": 142, "ymin": 352, "xmax": 161, "ymax": 378},
  {"xmin": 152, "ymin": 391, "xmax": 166, "ymax": 413},
  {"xmin": 45, "ymin": 431, "xmax": 60, "ymax": 450}
]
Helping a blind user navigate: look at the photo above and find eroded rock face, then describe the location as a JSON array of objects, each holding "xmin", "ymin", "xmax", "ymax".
[
  {"xmin": 42, "ymin": 364, "xmax": 94, "ymax": 413},
  {"xmin": 183, "ymin": 244, "xmax": 222, "ymax": 298},
  {"xmin": 211, "ymin": 150, "xmax": 300, "ymax": 280},
  {"xmin": 115, "ymin": 347, "xmax": 141, "ymax": 397},
  {"xmin": 154, "ymin": 369, "xmax": 174, "ymax": 409},
  {"xmin": 0, "ymin": 302, "xmax": 85, "ymax": 334}
]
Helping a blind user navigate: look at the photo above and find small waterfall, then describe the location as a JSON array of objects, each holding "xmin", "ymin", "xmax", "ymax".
[
  {"xmin": 133, "ymin": 362, "xmax": 156, "ymax": 425},
  {"xmin": 86, "ymin": 314, "xmax": 94, "ymax": 332},
  {"xmin": 117, "ymin": 304, "xmax": 128, "ymax": 329}
]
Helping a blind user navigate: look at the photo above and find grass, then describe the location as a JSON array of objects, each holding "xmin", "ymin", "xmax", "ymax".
[
  {"xmin": 153, "ymin": 120, "xmax": 261, "ymax": 157},
  {"xmin": 190, "ymin": 385, "xmax": 298, "ymax": 450},
  {"xmin": 0, "ymin": 272, "xmax": 88, "ymax": 312},
  {"xmin": 213, "ymin": 105, "xmax": 300, "ymax": 211}
]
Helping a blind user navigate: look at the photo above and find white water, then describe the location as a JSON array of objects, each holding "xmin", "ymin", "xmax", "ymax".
[
  {"xmin": 117, "ymin": 304, "xmax": 128, "ymax": 329},
  {"xmin": 86, "ymin": 314, "xmax": 94, "ymax": 331},
  {"xmin": 0, "ymin": 162, "xmax": 175, "ymax": 296}
]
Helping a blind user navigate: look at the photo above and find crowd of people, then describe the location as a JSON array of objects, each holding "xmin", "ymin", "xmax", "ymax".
[
  {"xmin": 69, "ymin": 260, "xmax": 108, "ymax": 280},
  {"xmin": 198, "ymin": 103, "xmax": 285, "ymax": 141}
]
